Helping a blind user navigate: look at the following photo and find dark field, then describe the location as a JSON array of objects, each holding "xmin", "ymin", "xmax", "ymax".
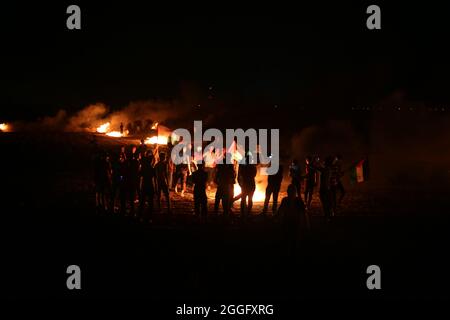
[{"xmin": 1, "ymin": 132, "xmax": 450, "ymax": 301}]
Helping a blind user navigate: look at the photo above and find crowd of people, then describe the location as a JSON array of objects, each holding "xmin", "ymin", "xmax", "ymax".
[{"xmin": 92, "ymin": 139, "xmax": 346, "ymax": 228}]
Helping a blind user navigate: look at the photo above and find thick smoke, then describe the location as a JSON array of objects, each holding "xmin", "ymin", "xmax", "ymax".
[
  {"xmin": 65, "ymin": 103, "xmax": 109, "ymax": 132},
  {"xmin": 10, "ymin": 99, "xmax": 199, "ymax": 133}
]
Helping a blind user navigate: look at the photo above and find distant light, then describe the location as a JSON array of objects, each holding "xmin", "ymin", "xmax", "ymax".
[{"xmin": 0, "ymin": 123, "xmax": 9, "ymax": 132}]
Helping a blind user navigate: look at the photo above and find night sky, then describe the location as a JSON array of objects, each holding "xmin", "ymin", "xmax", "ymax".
[{"xmin": 2, "ymin": 2, "xmax": 450, "ymax": 123}]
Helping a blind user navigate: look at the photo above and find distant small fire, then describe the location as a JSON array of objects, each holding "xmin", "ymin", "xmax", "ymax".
[
  {"xmin": 0, "ymin": 123, "xmax": 10, "ymax": 132},
  {"xmin": 95, "ymin": 122, "xmax": 125, "ymax": 138},
  {"xmin": 95, "ymin": 119, "xmax": 170, "ymax": 142},
  {"xmin": 145, "ymin": 135, "xmax": 168, "ymax": 145}
]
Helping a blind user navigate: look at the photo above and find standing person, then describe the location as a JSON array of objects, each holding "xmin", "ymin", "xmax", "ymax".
[
  {"xmin": 118, "ymin": 152, "xmax": 128, "ymax": 215},
  {"xmin": 317, "ymin": 156, "xmax": 334, "ymax": 221},
  {"xmin": 119, "ymin": 146, "xmax": 127, "ymax": 161},
  {"xmin": 289, "ymin": 159, "xmax": 303, "ymax": 200},
  {"xmin": 238, "ymin": 155, "xmax": 257, "ymax": 217},
  {"xmin": 174, "ymin": 145, "xmax": 191, "ymax": 197},
  {"xmin": 155, "ymin": 152, "xmax": 171, "ymax": 213},
  {"xmin": 137, "ymin": 139, "xmax": 147, "ymax": 159},
  {"xmin": 191, "ymin": 163, "xmax": 208, "ymax": 218},
  {"xmin": 214, "ymin": 148, "xmax": 226, "ymax": 213},
  {"xmin": 278, "ymin": 184, "xmax": 310, "ymax": 254},
  {"xmin": 262, "ymin": 164, "xmax": 284, "ymax": 215},
  {"xmin": 127, "ymin": 147, "xmax": 140, "ymax": 216},
  {"xmin": 139, "ymin": 151, "xmax": 156, "ymax": 221},
  {"xmin": 304, "ymin": 156, "xmax": 318, "ymax": 210},
  {"xmin": 327, "ymin": 155, "xmax": 343, "ymax": 216},
  {"xmin": 214, "ymin": 153, "xmax": 236, "ymax": 215},
  {"xmin": 110, "ymin": 152, "xmax": 121, "ymax": 213},
  {"xmin": 93, "ymin": 150, "xmax": 111, "ymax": 212},
  {"xmin": 203, "ymin": 146, "xmax": 216, "ymax": 191},
  {"xmin": 120, "ymin": 122, "xmax": 124, "ymax": 135},
  {"xmin": 167, "ymin": 141, "xmax": 175, "ymax": 190},
  {"xmin": 333, "ymin": 154, "xmax": 345, "ymax": 205}
]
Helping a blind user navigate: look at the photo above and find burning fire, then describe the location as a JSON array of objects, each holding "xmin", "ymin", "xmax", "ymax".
[
  {"xmin": 151, "ymin": 122, "xmax": 159, "ymax": 130},
  {"xmin": 106, "ymin": 131, "xmax": 123, "ymax": 137},
  {"xmin": 0, "ymin": 123, "xmax": 9, "ymax": 132},
  {"xmin": 233, "ymin": 184, "xmax": 266, "ymax": 202},
  {"xmin": 95, "ymin": 122, "xmax": 125, "ymax": 138},
  {"xmin": 145, "ymin": 135, "xmax": 168, "ymax": 145},
  {"xmin": 96, "ymin": 122, "xmax": 110, "ymax": 133}
]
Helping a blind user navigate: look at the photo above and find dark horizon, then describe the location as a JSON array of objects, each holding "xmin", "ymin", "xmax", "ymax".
[{"xmin": 2, "ymin": 3, "xmax": 450, "ymax": 122}]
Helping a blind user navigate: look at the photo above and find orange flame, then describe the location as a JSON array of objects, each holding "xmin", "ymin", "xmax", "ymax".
[
  {"xmin": 106, "ymin": 131, "xmax": 123, "ymax": 137},
  {"xmin": 233, "ymin": 184, "xmax": 266, "ymax": 202},
  {"xmin": 96, "ymin": 122, "xmax": 110, "ymax": 133},
  {"xmin": 145, "ymin": 135, "xmax": 168, "ymax": 145}
]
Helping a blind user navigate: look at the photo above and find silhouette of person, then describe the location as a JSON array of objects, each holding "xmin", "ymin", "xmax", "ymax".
[
  {"xmin": 238, "ymin": 155, "xmax": 257, "ymax": 217},
  {"xmin": 137, "ymin": 139, "xmax": 148, "ymax": 159},
  {"xmin": 174, "ymin": 145, "xmax": 191, "ymax": 197},
  {"xmin": 203, "ymin": 146, "xmax": 217, "ymax": 191},
  {"xmin": 304, "ymin": 156, "xmax": 318, "ymax": 210},
  {"xmin": 289, "ymin": 159, "xmax": 302, "ymax": 200},
  {"xmin": 155, "ymin": 152, "xmax": 171, "ymax": 213},
  {"xmin": 191, "ymin": 163, "xmax": 208, "ymax": 218},
  {"xmin": 167, "ymin": 141, "xmax": 175, "ymax": 190},
  {"xmin": 333, "ymin": 154, "xmax": 345, "ymax": 205},
  {"xmin": 278, "ymin": 184, "xmax": 310, "ymax": 253},
  {"xmin": 127, "ymin": 147, "xmax": 140, "ymax": 216},
  {"xmin": 117, "ymin": 152, "xmax": 128, "ymax": 215},
  {"xmin": 93, "ymin": 150, "xmax": 111, "ymax": 212},
  {"xmin": 139, "ymin": 151, "xmax": 156, "ymax": 221},
  {"xmin": 263, "ymin": 164, "xmax": 284, "ymax": 214},
  {"xmin": 317, "ymin": 156, "xmax": 334, "ymax": 221},
  {"xmin": 119, "ymin": 146, "xmax": 127, "ymax": 161},
  {"xmin": 120, "ymin": 122, "xmax": 124, "ymax": 135},
  {"xmin": 109, "ymin": 153, "xmax": 120, "ymax": 213},
  {"xmin": 214, "ymin": 153, "xmax": 236, "ymax": 215}
]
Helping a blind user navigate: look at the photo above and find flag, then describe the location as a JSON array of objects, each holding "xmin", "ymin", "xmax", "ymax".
[{"xmin": 350, "ymin": 158, "xmax": 369, "ymax": 184}]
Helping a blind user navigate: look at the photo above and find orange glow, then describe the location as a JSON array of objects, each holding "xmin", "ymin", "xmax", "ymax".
[
  {"xmin": 106, "ymin": 131, "xmax": 123, "ymax": 137},
  {"xmin": 233, "ymin": 184, "xmax": 266, "ymax": 202},
  {"xmin": 144, "ymin": 135, "xmax": 168, "ymax": 145},
  {"xmin": 151, "ymin": 122, "xmax": 159, "ymax": 130},
  {"xmin": 0, "ymin": 123, "xmax": 10, "ymax": 132},
  {"xmin": 96, "ymin": 122, "xmax": 110, "ymax": 133}
]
